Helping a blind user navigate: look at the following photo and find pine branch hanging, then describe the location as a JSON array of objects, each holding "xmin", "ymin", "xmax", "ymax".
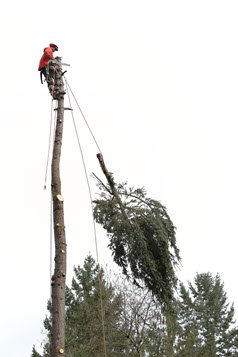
[{"xmin": 93, "ymin": 154, "xmax": 181, "ymax": 308}]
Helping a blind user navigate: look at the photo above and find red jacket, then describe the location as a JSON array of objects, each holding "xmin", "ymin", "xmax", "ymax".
[{"xmin": 38, "ymin": 47, "xmax": 54, "ymax": 70}]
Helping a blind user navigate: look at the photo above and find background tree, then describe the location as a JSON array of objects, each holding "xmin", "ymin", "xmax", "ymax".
[
  {"xmin": 176, "ymin": 272, "xmax": 238, "ymax": 356},
  {"xmin": 64, "ymin": 255, "xmax": 126, "ymax": 356},
  {"xmin": 115, "ymin": 277, "xmax": 164, "ymax": 356},
  {"xmin": 31, "ymin": 346, "xmax": 42, "ymax": 357},
  {"xmin": 112, "ymin": 275, "xmax": 179, "ymax": 356},
  {"xmin": 36, "ymin": 255, "xmax": 128, "ymax": 357},
  {"xmin": 32, "ymin": 256, "xmax": 177, "ymax": 356},
  {"xmin": 31, "ymin": 269, "xmax": 238, "ymax": 356}
]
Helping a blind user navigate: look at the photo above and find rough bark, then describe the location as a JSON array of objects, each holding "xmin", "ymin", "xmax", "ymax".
[{"xmin": 51, "ymin": 79, "xmax": 66, "ymax": 357}]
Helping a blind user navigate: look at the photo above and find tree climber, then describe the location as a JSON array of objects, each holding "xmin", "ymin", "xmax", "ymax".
[{"xmin": 38, "ymin": 43, "xmax": 65, "ymax": 99}]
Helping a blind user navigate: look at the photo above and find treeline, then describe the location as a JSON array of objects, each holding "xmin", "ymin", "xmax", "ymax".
[{"xmin": 32, "ymin": 255, "xmax": 238, "ymax": 357}]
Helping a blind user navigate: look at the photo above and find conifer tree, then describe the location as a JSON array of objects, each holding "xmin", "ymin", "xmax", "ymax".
[
  {"xmin": 31, "ymin": 269, "xmax": 238, "ymax": 356},
  {"xmin": 176, "ymin": 273, "xmax": 238, "ymax": 356},
  {"xmin": 64, "ymin": 255, "xmax": 126, "ymax": 356},
  {"xmin": 39, "ymin": 256, "xmax": 128, "ymax": 357},
  {"xmin": 31, "ymin": 346, "xmax": 42, "ymax": 357}
]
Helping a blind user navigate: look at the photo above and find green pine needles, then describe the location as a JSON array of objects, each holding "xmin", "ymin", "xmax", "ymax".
[{"xmin": 93, "ymin": 181, "xmax": 181, "ymax": 307}]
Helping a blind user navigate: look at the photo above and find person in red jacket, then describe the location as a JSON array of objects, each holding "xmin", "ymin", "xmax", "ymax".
[
  {"xmin": 38, "ymin": 43, "xmax": 65, "ymax": 99},
  {"xmin": 38, "ymin": 43, "xmax": 58, "ymax": 73}
]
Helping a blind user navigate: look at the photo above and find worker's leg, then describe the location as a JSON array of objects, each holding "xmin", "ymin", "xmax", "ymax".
[{"xmin": 41, "ymin": 67, "xmax": 46, "ymax": 79}]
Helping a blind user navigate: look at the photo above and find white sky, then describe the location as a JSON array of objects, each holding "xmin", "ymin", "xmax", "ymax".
[{"xmin": 1, "ymin": 1, "xmax": 238, "ymax": 355}]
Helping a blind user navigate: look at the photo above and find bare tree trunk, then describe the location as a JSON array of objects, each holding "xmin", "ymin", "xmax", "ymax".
[{"xmin": 51, "ymin": 76, "xmax": 66, "ymax": 357}]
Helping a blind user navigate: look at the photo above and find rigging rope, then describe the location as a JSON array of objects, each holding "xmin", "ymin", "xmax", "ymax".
[
  {"xmin": 44, "ymin": 67, "xmax": 56, "ymax": 190},
  {"xmin": 65, "ymin": 79, "xmax": 107, "ymax": 357},
  {"xmin": 64, "ymin": 77, "xmax": 102, "ymax": 154},
  {"xmin": 50, "ymin": 192, "xmax": 53, "ymax": 298},
  {"xmin": 50, "ymin": 111, "xmax": 57, "ymax": 299}
]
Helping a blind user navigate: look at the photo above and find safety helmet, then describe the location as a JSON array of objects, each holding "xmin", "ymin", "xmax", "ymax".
[{"xmin": 49, "ymin": 43, "xmax": 58, "ymax": 51}]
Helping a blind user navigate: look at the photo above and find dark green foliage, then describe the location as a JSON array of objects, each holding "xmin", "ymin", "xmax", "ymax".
[
  {"xmin": 32, "ymin": 266, "xmax": 238, "ymax": 356},
  {"xmin": 31, "ymin": 346, "xmax": 42, "ymax": 357},
  {"xmin": 176, "ymin": 273, "xmax": 238, "ymax": 356},
  {"xmin": 93, "ymin": 182, "xmax": 181, "ymax": 307},
  {"xmin": 41, "ymin": 256, "xmax": 128, "ymax": 356},
  {"xmin": 65, "ymin": 255, "xmax": 126, "ymax": 356}
]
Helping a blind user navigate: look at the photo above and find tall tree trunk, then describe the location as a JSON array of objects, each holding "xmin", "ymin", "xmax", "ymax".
[{"xmin": 51, "ymin": 76, "xmax": 66, "ymax": 357}]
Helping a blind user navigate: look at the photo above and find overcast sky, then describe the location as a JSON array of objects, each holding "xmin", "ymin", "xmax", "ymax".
[{"xmin": 1, "ymin": 1, "xmax": 238, "ymax": 356}]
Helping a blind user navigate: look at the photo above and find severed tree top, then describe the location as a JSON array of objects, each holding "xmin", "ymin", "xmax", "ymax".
[{"xmin": 93, "ymin": 179, "xmax": 181, "ymax": 309}]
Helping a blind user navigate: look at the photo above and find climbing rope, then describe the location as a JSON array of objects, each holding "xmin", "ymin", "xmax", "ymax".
[
  {"xmin": 44, "ymin": 67, "xmax": 56, "ymax": 190},
  {"xmin": 65, "ymin": 80, "xmax": 107, "ymax": 357},
  {"xmin": 49, "ymin": 111, "xmax": 57, "ymax": 299},
  {"xmin": 50, "ymin": 192, "xmax": 53, "ymax": 298},
  {"xmin": 42, "ymin": 67, "xmax": 57, "ymax": 296}
]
